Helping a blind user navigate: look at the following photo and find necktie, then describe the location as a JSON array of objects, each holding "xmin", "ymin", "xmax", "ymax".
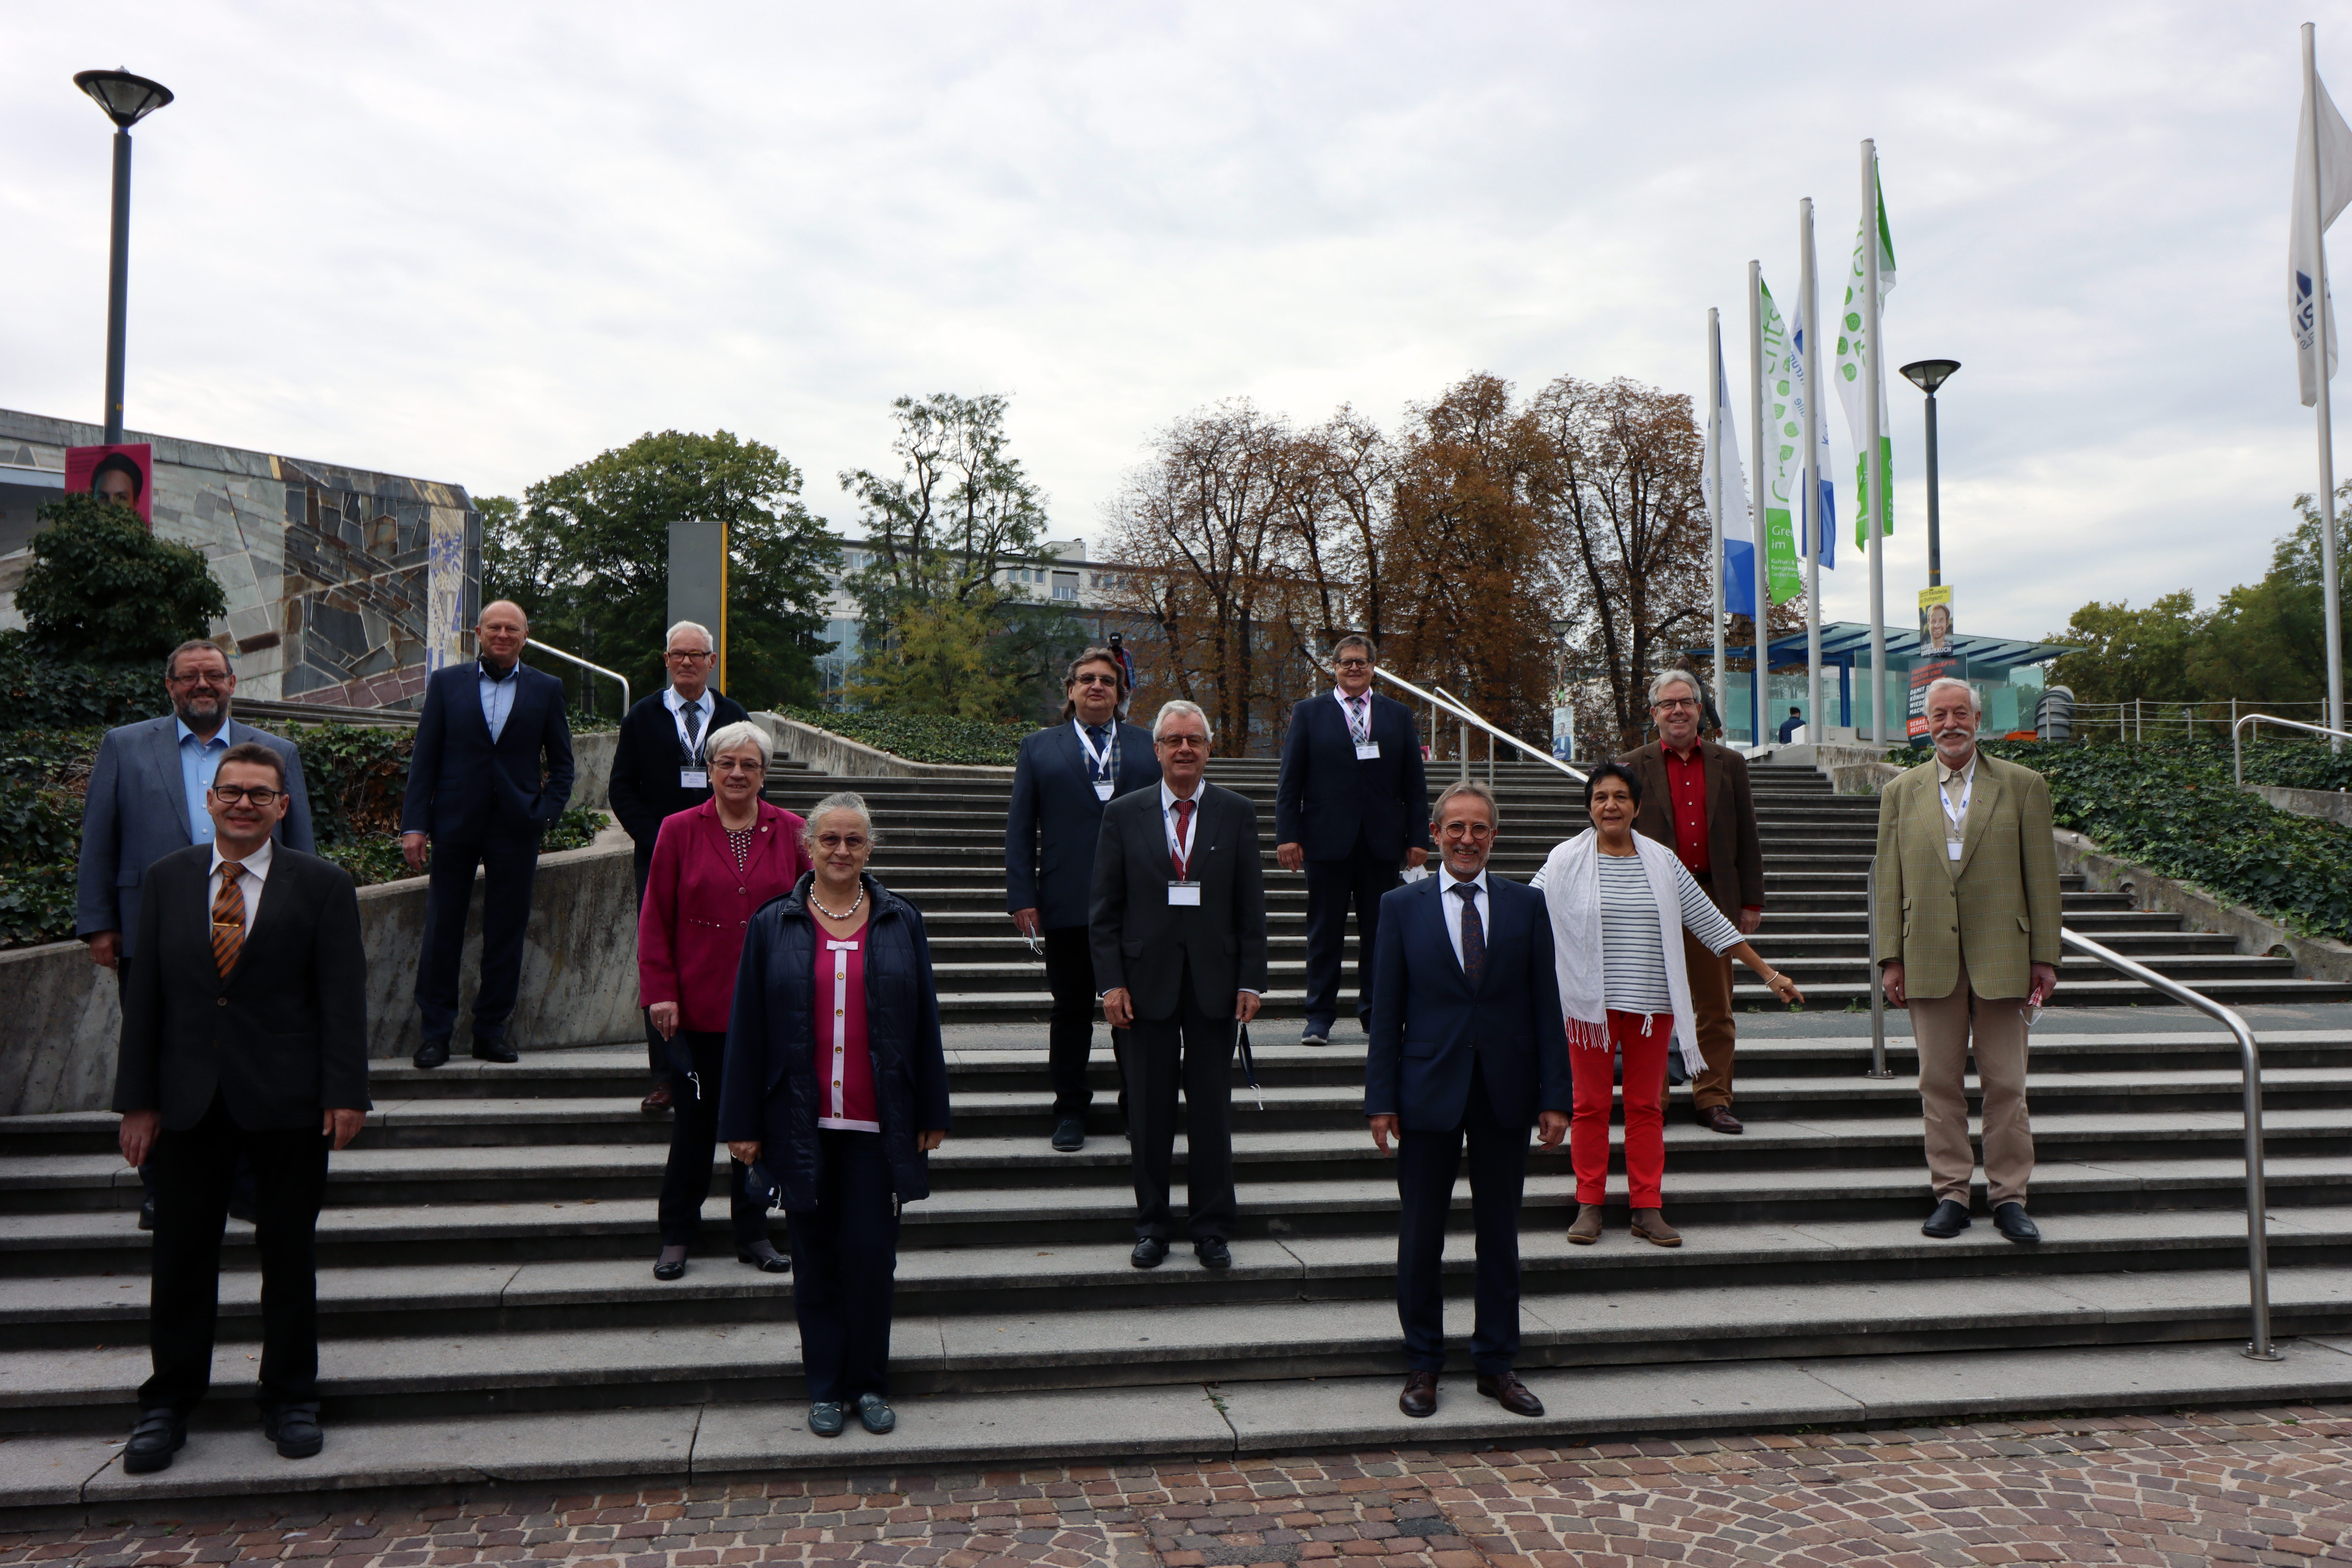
[
  {"xmin": 683, "ymin": 702, "xmax": 706, "ymax": 755},
  {"xmin": 1088, "ymin": 725, "xmax": 1111, "ymax": 779},
  {"xmin": 1452, "ymin": 881, "xmax": 1485, "ymax": 989},
  {"xmin": 1171, "ymin": 799, "xmax": 1195, "ymax": 878},
  {"xmin": 1347, "ymin": 696, "xmax": 1368, "ymax": 747},
  {"xmin": 212, "ymin": 862, "xmax": 246, "ymax": 978}
]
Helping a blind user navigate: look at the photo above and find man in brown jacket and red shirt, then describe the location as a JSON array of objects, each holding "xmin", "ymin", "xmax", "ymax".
[{"xmin": 1615, "ymin": 668, "xmax": 1766, "ymax": 1133}]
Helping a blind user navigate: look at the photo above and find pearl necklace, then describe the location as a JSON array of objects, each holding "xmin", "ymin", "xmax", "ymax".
[{"xmin": 809, "ymin": 882, "xmax": 866, "ymax": 922}]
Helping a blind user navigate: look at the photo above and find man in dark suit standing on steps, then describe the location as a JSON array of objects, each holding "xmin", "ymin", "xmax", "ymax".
[
  {"xmin": 399, "ymin": 600, "xmax": 575, "ymax": 1069},
  {"xmin": 1365, "ymin": 780, "xmax": 1568, "ymax": 1421},
  {"xmin": 1617, "ymin": 668, "xmax": 1765, "ymax": 1133},
  {"xmin": 1091, "ymin": 700, "xmax": 1268, "ymax": 1272},
  {"xmin": 1006, "ymin": 646, "xmax": 1161, "ymax": 1152},
  {"xmin": 112, "ymin": 743, "xmax": 370, "ymax": 1475},
  {"xmin": 607, "ymin": 620, "xmax": 748, "ymax": 1113},
  {"xmin": 1275, "ymin": 635, "xmax": 1430, "ymax": 1046}
]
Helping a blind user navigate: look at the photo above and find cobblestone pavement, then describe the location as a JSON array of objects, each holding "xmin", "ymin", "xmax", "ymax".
[{"xmin": 4, "ymin": 1403, "xmax": 2349, "ymax": 1566}]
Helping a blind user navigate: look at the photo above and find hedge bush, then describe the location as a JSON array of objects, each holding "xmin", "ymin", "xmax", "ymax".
[
  {"xmin": 0, "ymin": 721, "xmax": 603, "ymax": 949},
  {"xmin": 1983, "ymin": 739, "xmax": 2352, "ymax": 943},
  {"xmin": 780, "ymin": 705, "xmax": 1031, "ymax": 766}
]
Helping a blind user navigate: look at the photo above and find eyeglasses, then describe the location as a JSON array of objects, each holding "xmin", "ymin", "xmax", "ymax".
[
  {"xmin": 1156, "ymin": 733, "xmax": 1208, "ymax": 751},
  {"xmin": 665, "ymin": 649, "xmax": 715, "ymax": 663},
  {"xmin": 168, "ymin": 669, "xmax": 230, "ymax": 687},
  {"xmin": 814, "ymin": 832, "xmax": 870, "ymax": 852},
  {"xmin": 1438, "ymin": 821, "xmax": 1495, "ymax": 839},
  {"xmin": 1071, "ymin": 673, "xmax": 1120, "ymax": 687},
  {"xmin": 1334, "ymin": 658, "xmax": 1371, "ymax": 670},
  {"xmin": 713, "ymin": 757, "xmax": 763, "ymax": 773},
  {"xmin": 1653, "ymin": 698, "xmax": 1699, "ymax": 712},
  {"xmin": 210, "ymin": 785, "xmax": 281, "ymax": 805}
]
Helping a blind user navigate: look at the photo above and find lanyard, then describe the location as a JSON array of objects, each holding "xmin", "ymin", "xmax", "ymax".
[
  {"xmin": 1938, "ymin": 764, "xmax": 1972, "ymax": 828},
  {"xmin": 1167, "ymin": 797, "xmax": 1196, "ymax": 878},
  {"xmin": 671, "ymin": 696, "xmax": 708, "ymax": 764},
  {"xmin": 1073, "ymin": 720, "xmax": 1113, "ymax": 781}
]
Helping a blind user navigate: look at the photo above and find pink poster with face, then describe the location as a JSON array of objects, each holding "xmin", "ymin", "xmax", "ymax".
[{"xmin": 65, "ymin": 442, "xmax": 154, "ymax": 526}]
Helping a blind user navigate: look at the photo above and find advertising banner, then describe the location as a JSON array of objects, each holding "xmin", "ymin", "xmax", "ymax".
[
  {"xmin": 1918, "ymin": 585, "xmax": 1955, "ymax": 654},
  {"xmin": 1908, "ymin": 655, "xmax": 1964, "ymax": 745},
  {"xmin": 64, "ymin": 442, "xmax": 154, "ymax": 526}
]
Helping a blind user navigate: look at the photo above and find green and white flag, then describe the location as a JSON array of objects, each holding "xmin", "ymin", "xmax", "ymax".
[
  {"xmin": 1835, "ymin": 168, "xmax": 1897, "ymax": 547},
  {"xmin": 1757, "ymin": 278, "xmax": 1804, "ymax": 604}
]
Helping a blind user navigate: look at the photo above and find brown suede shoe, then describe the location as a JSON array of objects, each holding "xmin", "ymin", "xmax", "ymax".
[
  {"xmin": 1567, "ymin": 1204, "xmax": 1606, "ymax": 1245},
  {"xmin": 1475, "ymin": 1370, "xmax": 1545, "ymax": 1417},
  {"xmin": 1695, "ymin": 1104, "xmax": 1744, "ymax": 1134},
  {"xmin": 1631, "ymin": 1208, "xmax": 1683, "ymax": 1248},
  {"xmin": 1399, "ymin": 1370, "xmax": 1438, "ymax": 1418}
]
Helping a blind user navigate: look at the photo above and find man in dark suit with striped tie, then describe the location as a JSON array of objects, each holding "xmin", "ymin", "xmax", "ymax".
[
  {"xmin": 1365, "ymin": 781, "xmax": 1569, "ymax": 1420},
  {"xmin": 112, "ymin": 744, "xmax": 370, "ymax": 1474}
]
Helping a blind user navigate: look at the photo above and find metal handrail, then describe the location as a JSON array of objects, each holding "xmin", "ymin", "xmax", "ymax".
[
  {"xmin": 1863, "ymin": 865, "xmax": 1894, "ymax": 1078},
  {"xmin": 2058, "ymin": 927, "xmax": 2280, "ymax": 1362},
  {"xmin": 1355, "ymin": 667, "xmax": 1588, "ymax": 781},
  {"xmin": 2233, "ymin": 711, "xmax": 2352, "ymax": 785},
  {"xmin": 525, "ymin": 638, "xmax": 630, "ymax": 714}
]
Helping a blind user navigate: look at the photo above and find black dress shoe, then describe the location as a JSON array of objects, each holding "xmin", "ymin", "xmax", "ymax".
[
  {"xmin": 412, "ymin": 1040, "xmax": 450, "ymax": 1070},
  {"xmin": 1399, "ymin": 1370, "xmax": 1438, "ymax": 1418},
  {"xmin": 1195, "ymin": 1236, "xmax": 1232, "ymax": 1270},
  {"xmin": 737, "ymin": 1242, "xmax": 791, "ymax": 1273},
  {"xmin": 1921, "ymin": 1198, "xmax": 1973, "ymax": 1238},
  {"xmin": 1993, "ymin": 1202, "xmax": 2041, "ymax": 1244},
  {"xmin": 1051, "ymin": 1118, "xmax": 1085, "ymax": 1152},
  {"xmin": 137, "ymin": 1197, "xmax": 155, "ymax": 1232},
  {"xmin": 470, "ymin": 1040, "xmax": 519, "ymax": 1064},
  {"xmin": 1131, "ymin": 1237, "xmax": 1169, "ymax": 1269},
  {"xmin": 653, "ymin": 1246, "xmax": 688, "ymax": 1281},
  {"xmin": 261, "ymin": 1402, "xmax": 323, "ymax": 1460},
  {"xmin": 122, "ymin": 1409, "xmax": 185, "ymax": 1474},
  {"xmin": 1476, "ymin": 1369, "xmax": 1545, "ymax": 1417}
]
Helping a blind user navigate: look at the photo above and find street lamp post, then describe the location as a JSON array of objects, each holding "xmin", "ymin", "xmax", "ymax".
[
  {"xmin": 1900, "ymin": 359, "xmax": 1961, "ymax": 587},
  {"xmin": 72, "ymin": 70, "xmax": 174, "ymax": 446}
]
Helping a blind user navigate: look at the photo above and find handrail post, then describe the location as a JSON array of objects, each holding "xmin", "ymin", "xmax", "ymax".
[
  {"xmin": 2059, "ymin": 927, "xmax": 2279, "ymax": 1361},
  {"xmin": 1864, "ymin": 863, "xmax": 1892, "ymax": 1078},
  {"xmin": 524, "ymin": 637, "xmax": 631, "ymax": 715},
  {"xmin": 2231, "ymin": 710, "xmax": 2352, "ymax": 791}
]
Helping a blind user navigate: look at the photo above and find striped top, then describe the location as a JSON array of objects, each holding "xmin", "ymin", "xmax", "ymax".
[{"xmin": 1598, "ymin": 852, "xmax": 1744, "ymax": 1014}]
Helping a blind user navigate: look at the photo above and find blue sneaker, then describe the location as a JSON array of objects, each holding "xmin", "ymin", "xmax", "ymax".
[
  {"xmin": 1301, "ymin": 1020, "xmax": 1333, "ymax": 1047},
  {"xmin": 807, "ymin": 1401, "xmax": 846, "ymax": 1437}
]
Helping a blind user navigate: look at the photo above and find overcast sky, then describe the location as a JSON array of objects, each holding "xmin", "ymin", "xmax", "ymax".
[{"xmin": 4, "ymin": 2, "xmax": 2348, "ymax": 641}]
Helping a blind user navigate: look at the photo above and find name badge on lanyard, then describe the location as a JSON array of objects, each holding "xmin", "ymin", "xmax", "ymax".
[
  {"xmin": 1167, "ymin": 880, "xmax": 1202, "ymax": 907},
  {"xmin": 1355, "ymin": 742, "xmax": 1381, "ymax": 760},
  {"xmin": 681, "ymin": 769, "xmax": 709, "ymax": 789}
]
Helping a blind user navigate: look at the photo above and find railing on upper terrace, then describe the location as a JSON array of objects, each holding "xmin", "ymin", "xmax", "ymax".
[{"xmin": 2232, "ymin": 712, "xmax": 2352, "ymax": 783}]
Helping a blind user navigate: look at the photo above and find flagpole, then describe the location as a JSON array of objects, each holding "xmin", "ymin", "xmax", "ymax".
[
  {"xmin": 1863, "ymin": 138, "xmax": 1887, "ymax": 746},
  {"xmin": 2310, "ymin": 22, "xmax": 2347, "ymax": 751},
  {"xmin": 1709, "ymin": 308, "xmax": 1729, "ymax": 734},
  {"xmin": 1748, "ymin": 259, "xmax": 1770, "ymax": 748},
  {"xmin": 1800, "ymin": 196, "xmax": 1824, "ymax": 741}
]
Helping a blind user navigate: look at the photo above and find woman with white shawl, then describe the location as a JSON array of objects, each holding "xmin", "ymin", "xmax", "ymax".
[{"xmin": 1536, "ymin": 763, "xmax": 1804, "ymax": 1247}]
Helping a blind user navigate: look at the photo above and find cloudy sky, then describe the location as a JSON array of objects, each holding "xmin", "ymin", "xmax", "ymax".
[{"xmin": 3, "ymin": 2, "xmax": 2346, "ymax": 641}]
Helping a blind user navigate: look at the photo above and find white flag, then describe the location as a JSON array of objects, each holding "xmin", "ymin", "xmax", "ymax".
[
  {"xmin": 1835, "ymin": 169, "xmax": 1896, "ymax": 545},
  {"xmin": 2290, "ymin": 62, "xmax": 2352, "ymax": 406},
  {"xmin": 1788, "ymin": 279, "xmax": 1835, "ymax": 571},
  {"xmin": 1702, "ymin": 315, "xmax": 1750, "ymax": 544}
]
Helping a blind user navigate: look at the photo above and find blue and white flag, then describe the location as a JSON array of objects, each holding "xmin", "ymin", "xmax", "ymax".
[
  {"xmin": 1701, "ymin": 315, "xmax": 1753, "ymax": 602},
  {"xmin": 2291, "ymin": 59, "xmax": 2352, "ymax": 406},
  {"xmin": 1789, "ymin": 285, "xmax": 1836, "ymax": 571}
]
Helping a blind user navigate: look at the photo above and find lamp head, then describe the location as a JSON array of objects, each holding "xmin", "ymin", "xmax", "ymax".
[
  {"xmin": 74, "ymin": 70, "xmax": 173, "ymax": 130},
  {"xmin": 1901, "ymin": 358, "xmax": 1961, "ymax": 395}
]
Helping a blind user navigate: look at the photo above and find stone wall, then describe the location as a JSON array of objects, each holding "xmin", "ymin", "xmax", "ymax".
[
  {"xmin": 2245, "ymin": 782, "xmax": 2352, "ymax": 829},
  {"xmin": 3, "ymin": 826, "xmax": 639, "ymax": 1119},
  {"xmin": 2052, "ymin": 828, "xmax": 2352, "ymax": 985},
  {"xmin": 751, "ymin": 712, "xmax": 1014, "ymax": 780}
]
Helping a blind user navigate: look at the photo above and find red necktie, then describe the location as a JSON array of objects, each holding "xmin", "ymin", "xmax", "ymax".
[
  {"xmin": 1171, "ymin": 799, "xmax": 1195, "ymax": 879},
  {"xmin": 211, "ymin": 862, "xmax": 246, "ymax": 978}
]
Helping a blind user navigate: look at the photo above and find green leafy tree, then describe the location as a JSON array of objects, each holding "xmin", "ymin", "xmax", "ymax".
[
  {"xmin": 487, "ymin": 430, "xmax": 840, "ymax": 712},
  {"xmin": 2044, "ymin": 590, "xmax": 2204, "ymax": 705},
  {"xmin": 14, "ymin": 494, "xmax": 226, "ymax": 663},
  {"xmin": 851, "ymin": 594, "xmax": 1022, "ymax": 718}
]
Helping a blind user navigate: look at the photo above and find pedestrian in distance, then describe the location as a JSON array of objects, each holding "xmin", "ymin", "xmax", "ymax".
[
  {"xmin": 1091, "ymin": 700, "xmax": 1269, "ymax": 1272},
  {"xmin": 1537, "ymin": 763, "xmax": 1804, "ymax": 1249},
  {"xmin": 637, "ymin": 721, "xmax": 808, "ymax": 1282},
  {"xmin": 399, "ymin": 600, "xmax": 575, "ymax": 1069},
  {"xmin": 1365, "ymin": 781, "xmax": 1569, "ymax": 1421},
  {"xmin": 1876, "ymin": 677, "xmax": 2061, "ymax": 1245},
  {"xmin": 112, "ymin": 743, "xmax": 369, "ymax": 1475},
  {"xmin": 720, "ymin": 793, "xmax": 950, "ymax": 1439},
  {"xmin": 76, "ymin": 638, "xmax": 316, "ymax": 1232},
  {"xmin": 1615, "ymin": 668, "xmax": 1768, "ymax": 1134},
  {"xmin": 1274, "ymin": 634, "xmax": 1430, "ymax": 1046},
  {"xmin": 608, "ymin": 620, "xmax": 750, "ymax": 1114},
  {"xmin": 1777, "ymin": 706, "xmax": 1806, "ymax": 744},
  {"xmin": 1005, "ymin": 646, "xmax": 1160, "ymax": 1152}
]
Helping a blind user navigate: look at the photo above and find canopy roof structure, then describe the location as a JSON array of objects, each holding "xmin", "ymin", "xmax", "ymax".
[{"xmin": 1685, "ymin": 620, "xmax": 2082, "ymax": 674}]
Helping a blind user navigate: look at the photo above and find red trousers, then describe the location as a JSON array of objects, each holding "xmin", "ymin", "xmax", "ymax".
[{"xmin": 1570, "ymin": 1009, "xmax": 1673, "ymax": 1209}]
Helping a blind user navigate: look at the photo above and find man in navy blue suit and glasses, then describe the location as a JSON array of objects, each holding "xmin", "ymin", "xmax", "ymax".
[
  {"xmin": 1275, "ymin": 635, "xmax": 1430, "ymax": 1045},
  {"xmin": 1366, "ymin": 780, "xmax": 1569, "ymax": 1421},
  {"xmin": 399, "ymin": 601, "xmax": 574, "ymax": 1069}
]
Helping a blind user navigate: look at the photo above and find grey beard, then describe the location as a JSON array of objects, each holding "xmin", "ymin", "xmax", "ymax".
[{"xmin": 174, "ymin": 693, "xmax": 232, "ymax": 732}]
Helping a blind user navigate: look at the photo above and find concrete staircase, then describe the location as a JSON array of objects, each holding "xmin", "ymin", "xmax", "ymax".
[{"xmin": 4, "ymin": 752, "xmax": 2351, "ymax": 1509}]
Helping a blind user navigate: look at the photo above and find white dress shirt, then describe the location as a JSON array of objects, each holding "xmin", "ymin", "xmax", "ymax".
[
  {"xmin": 663, "ymin": 685, "xmax": 713, "ymax": 761},
  {"xmin": 1439, "ymin": 866, "xmax": 1489, "ymax": 972},
  {"xmin": 1160, "ymin": 779, "xmax": 1204, "ymax": 870},
  {"xmin": 206, "ymin": 837, "xmax": 273, "ymax": 934}
]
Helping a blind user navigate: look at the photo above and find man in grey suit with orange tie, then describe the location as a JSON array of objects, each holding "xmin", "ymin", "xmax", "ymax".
[{"xmin": 1366, "ymin": 780, "xmax": 1569, "ymax": 1420}]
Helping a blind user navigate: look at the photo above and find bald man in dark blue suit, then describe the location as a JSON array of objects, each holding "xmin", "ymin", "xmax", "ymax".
[{"xmin": 1366, "ymin": 780, "xmax": 1568, "ymax": 1422}]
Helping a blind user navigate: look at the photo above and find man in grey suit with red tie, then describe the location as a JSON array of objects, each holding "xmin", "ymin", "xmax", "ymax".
[
  {"xmin": 1275, "ymin": 635, "xmax": 1430, "ymax": 1045},
  {"xmin": 1366, "ymin": 780, "xmax": 1569, "ymax": 1420}
]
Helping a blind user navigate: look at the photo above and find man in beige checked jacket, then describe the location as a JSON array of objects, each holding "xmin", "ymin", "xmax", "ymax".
[{"xmin": 1874, "ymin": 677, "xmax": 2062, "ymax": 1245}]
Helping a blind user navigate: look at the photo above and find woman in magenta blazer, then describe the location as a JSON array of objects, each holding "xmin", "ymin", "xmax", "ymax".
[{"xmin": 638, "ymin": 720, "xmax": 809, "ymax": 1279}]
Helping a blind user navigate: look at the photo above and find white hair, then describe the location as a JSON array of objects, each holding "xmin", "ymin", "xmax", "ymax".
[
  {"xmin": 1152, "ymin": 699, "xmax": 1214, "ymax": 743},
  {"xmin": 704, "ymin": 719, "xmax": 772, "ymax": 769},
  {"xmin": 802, "ymin": 791, "xmax": 878, "ymax": 850},
  {"xmin": 1923, "ymin": 676, "xmax": 1983, "ymax": 716},
  {"xmin": 665, "ymin": 620, "xmax": 713, "ymax": 652},
  {"xmin": 1431, "ymin": 779, "xmax": 1498, "ymax": 826},
  {"xmin": 1648, "ymin": 668, "xmax": 1703, "ymax": 706}
]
